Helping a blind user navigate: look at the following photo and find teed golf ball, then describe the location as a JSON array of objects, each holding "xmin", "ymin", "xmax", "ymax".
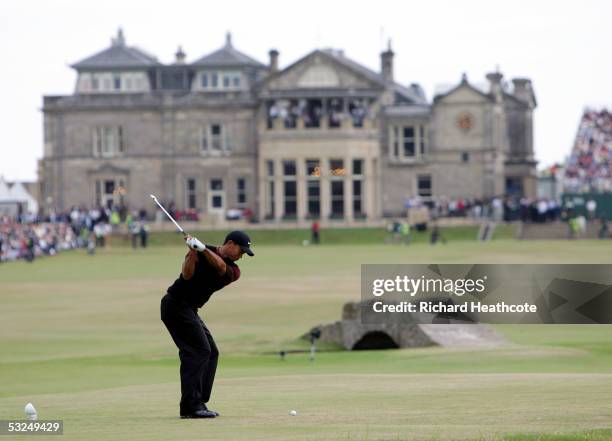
[
  {"xmin": 289, "ymin": 410, "xmax": 297, "ymax": 416},
  {"xmin": 24, "ymin": 403, "xmax": 37, "ymax": 421}
]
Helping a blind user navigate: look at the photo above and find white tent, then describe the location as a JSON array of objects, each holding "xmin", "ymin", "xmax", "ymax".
[
  {"xmin": 9, "ymin": 182, "xmax": 38, "ymax": 214},
  {"xmin": 0, "ymin": 176, "xmax": 38, "ymax": 216},
  {"xmin": 0, "ymin": 176, "xmax": 10, "ymax": 199}
]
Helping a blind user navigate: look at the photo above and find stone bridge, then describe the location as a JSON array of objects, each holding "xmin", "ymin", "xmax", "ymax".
[{"xmin": 306, "ymin": 300, "xmax": 506, "ymax": 350}]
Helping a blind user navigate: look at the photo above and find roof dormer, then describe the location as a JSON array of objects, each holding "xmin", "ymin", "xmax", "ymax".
[
  {"xmin": 71, "ymin": 29, "xmax": 160, "ymax": 94},
  {"xmin": 191, "ymin": 32, "xmax": 267, "ymax": 92}
]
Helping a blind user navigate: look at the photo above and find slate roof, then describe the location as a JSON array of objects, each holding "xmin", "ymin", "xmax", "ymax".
[
  {"xmin": 71, "ymin": 29, "xmax": 161, "ymax": 70},
  {"xmin": 192, "ymin": 33, "xmax": 266, "ymax": 68}
]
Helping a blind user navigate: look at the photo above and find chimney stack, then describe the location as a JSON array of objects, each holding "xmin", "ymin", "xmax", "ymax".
[
  {"xmin": 269, "ymin": 49, "xmax": 279, "ymax": 73},
  {"xmin": 486, "ymin": 71, "xmax": 504, "ymax": 102},
  {"xmin": 380, "ymin": 39, "xmax": 394, "ymax": 83},
  {"xmin": 512, "ymin": 78, "xmax": 535, "ymax": 107}
]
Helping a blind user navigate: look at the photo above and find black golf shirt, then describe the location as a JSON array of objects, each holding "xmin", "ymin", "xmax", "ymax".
[{"xmin": 167, "ymin": 245, "xmax": 240, "ymax": 309}]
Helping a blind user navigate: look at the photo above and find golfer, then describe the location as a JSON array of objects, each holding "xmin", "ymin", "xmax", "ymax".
[{"xmin": 161, "ymin": 230, "xmax": 254, "ymax": 418}]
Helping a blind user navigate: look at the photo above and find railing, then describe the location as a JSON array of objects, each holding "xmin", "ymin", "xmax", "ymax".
[{"xmin": 267, "ymin": 115, "xmax": 373, "ymax": 131}]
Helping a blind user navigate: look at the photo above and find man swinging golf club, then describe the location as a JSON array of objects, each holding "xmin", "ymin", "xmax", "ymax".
[{"xmin": 160, "ymin": 229, "xmax": 254, "ymax": 418}]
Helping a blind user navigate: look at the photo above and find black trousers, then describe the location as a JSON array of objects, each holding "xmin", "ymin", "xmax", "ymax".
[{"xmin": 160, "ymin": 293, "xmax": 219, "ymax": 414}]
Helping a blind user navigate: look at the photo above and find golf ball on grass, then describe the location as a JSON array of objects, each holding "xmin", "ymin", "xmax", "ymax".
[{"xmin": 289, "ymin": 410, "xmax": 297, "ymax": 416}]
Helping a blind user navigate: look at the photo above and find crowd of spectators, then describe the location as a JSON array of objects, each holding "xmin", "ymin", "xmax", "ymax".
[
  {"xmin": 0, "ymin": 219, "xmax": 79, "ymax": 263},
  {"xmin": 267, "ymin": 98, "xmax": 369, "ymax": 129},
  {"xmin": 564, "ymin": 109, "xmax": 612, "ymax": 193},
  {"xmin": 0, "ymin": 205, "xmax": 151, "ymax": 263},
  {"xmin": 405, "ymin": 195, "xmax": 564, "ymax": 223}
]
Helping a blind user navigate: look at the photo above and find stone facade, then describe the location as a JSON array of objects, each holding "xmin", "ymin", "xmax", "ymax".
[{"xmin": 40, "ymin": 30, "xmax": 537, "ymax": 223}]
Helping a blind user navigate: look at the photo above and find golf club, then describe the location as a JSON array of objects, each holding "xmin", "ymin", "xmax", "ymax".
[{"xmin": 150, "ymin": 194, "xmax": 205, "ymax": 251}]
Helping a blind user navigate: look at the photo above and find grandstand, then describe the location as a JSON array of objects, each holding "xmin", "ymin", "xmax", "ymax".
[{"xmin": 564, "ymin": 109, "xmax": 612, "ymax": 193}]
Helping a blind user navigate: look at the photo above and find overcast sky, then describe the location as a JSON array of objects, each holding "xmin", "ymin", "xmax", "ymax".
[{"xmin": 1, "ymin": 0, "xmax": 610, "ymax": 181}]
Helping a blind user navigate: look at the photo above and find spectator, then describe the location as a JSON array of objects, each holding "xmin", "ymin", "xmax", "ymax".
[
  {"xmin": 586, "ymin": 199, "xmax": 597, "ymax": 220},
  {"xmin": 400, "ymin": 222, "xmax": 411, "ymax": 245},
  {"xmin": 139, "ymin": 222, "xmax": 149, "ymax": 248},
  {"xmin": 598, "ymin": 217, "xmax": 609, "ymax": 239},
  {"xmin": 311, "ymin": 221, "xmax": 320, "ymax": 244}
]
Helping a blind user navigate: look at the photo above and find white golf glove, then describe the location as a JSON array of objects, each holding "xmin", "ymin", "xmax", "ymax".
[{"xmin": 186, "ymin": 236, "xmax": 206, "ymax": 252}]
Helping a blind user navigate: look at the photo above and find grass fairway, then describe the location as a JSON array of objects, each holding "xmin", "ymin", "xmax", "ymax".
[{"xmin": 1, "ymin": 240, "xmax": 612, "ymax": 440}]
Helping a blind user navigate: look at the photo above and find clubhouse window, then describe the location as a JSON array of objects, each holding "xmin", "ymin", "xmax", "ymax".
[
  {"xmin": 329, "ymin": 159, "xmax": 346, "ymax": 177},
  {"xmin": 330, "ymin": 181, "xmax": 344, "ymax": 218},
  {"xmin": 284, "ymin": 181, "xmax": 297, "ymax": 217},
  {"xmin": 283, "ymin": 160, "xmax": 296, "ymax": 176},
  {"xmin": 417, "ymin": 175, "xmax": 432, "ymax": 198},
  {"xmin": 283, "ymin": 160, "xmax": 297, "ymax": 217},
  {"xmin": 201, "ymin": 124, "xmax": 228, "ymax": 154},
  {"xmin": 306, "ymin": 159, "xmax": 321, "ymax": 218},
  {"xmin": 237, "ymin": 178, "xmax": 247, "ymax": 206},
  {"xmin": 209, "ymin": 179, "xmax": 224, "ymax": 209},
  {"xmin": 352, "ymin": 159, "xmax": 364, "ymax": 216},
  {"xmin": 266, "ymin": 160, "xmax": 275, "ymax": 177},
  {"xmin": 186, "ymin": 178, "xmax": 197, "ymax": 209},
  {"xmin": 93, "ymin": 126, "xmax": 124, "ymax": 157},
  {"xmin": 389, "ymin": 124, "xmax": 427, "ymax": 161},
  {"xmin": 403, "ymin": 127, "xmax": 415, "ymax": 157},
  {"xmin": 353, "ymin": 179, "xmax": 363, "ymax": 216}
]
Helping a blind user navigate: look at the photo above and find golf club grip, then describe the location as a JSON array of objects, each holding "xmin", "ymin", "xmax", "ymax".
[{"xmin": 186, "ymin": 236, "xmax": 206, "ymax": 252}]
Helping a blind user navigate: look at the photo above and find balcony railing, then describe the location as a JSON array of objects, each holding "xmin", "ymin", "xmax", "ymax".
[{"xmin": 267, "ymin": 115, "xmax": 373, "ymax": 131}]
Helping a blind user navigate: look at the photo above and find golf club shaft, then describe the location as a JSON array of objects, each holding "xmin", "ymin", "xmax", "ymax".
[
  {"xmin": 150, "ymin": 195, "xmax": 206, "ymax": 251},
  {"xmin": 150, "ymin": 194, "xmax": 185, "ymax": 235}
]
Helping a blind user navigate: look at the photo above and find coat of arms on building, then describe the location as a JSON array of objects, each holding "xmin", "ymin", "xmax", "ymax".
[{"xmin": 456, "ymin": 112, "xmax": 473, "ymax": 131}]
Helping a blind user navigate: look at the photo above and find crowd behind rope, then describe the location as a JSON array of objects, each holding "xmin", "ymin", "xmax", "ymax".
[
  {"xmin": 1, "ymin": 191, "xmax": 604, "ymax": 263},
  {"xmin": 564, "ymin": 109, "xmax": 612, "ymax": 193},
  {"xmin": 409, "ymin": 196, "xmax": 563, "ymax": 223},
  {"xmin": 0, "ymin": 205, "xmax": 152, "ymax": 263}
]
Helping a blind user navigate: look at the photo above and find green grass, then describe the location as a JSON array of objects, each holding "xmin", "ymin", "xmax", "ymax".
[
  {"xmin": 1, "ymin": 240, "xmax": 611, "ymax": 440},
  {"xmin": 118, "ymin": 223, "xmax": 518, "ymax": 247},
  {"xmin": 504, "ymin": 430, "xmax": 612, "ymax": 441}
]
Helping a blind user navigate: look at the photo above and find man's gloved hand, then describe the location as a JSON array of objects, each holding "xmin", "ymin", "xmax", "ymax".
[{"xmin": 185, "ymin": 235, "xmax": 206, "ymax": 252}]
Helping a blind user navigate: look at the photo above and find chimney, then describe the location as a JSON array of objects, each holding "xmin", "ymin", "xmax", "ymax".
[
  {"xmin": 269, "ymin": 49, "xmax": 279, "ymax": 73},
  {"xmin": 486, "ymin": 71, "xmax": 504, "ymax": 102},
  {"xmin": 380, "ymin": 39, "xmax": 394, "ymax": 83},
  {"xmin": 174, "ymin": 46, "xmax": 186, "ymax": 64},
  {"xmin": 512, "ymin": 78, "xmax": 535, "ymax": 107}
]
